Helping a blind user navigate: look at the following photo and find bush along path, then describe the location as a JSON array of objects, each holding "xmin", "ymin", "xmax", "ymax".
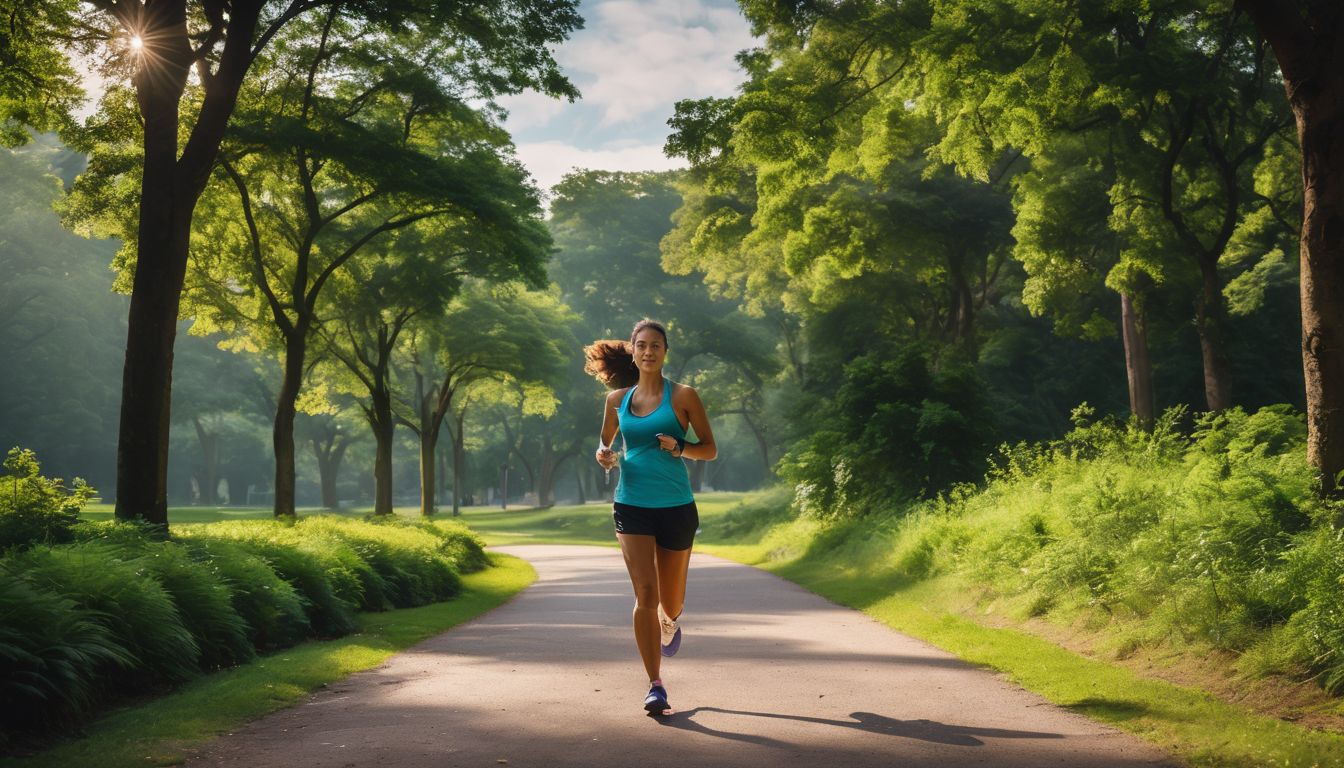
[
  {"xmin": 184, "ymin": 545, "xmax": 1173, "ymax": 768},
  {"xmin": 0, "ymin": 456, "xmax": 532, "ymax": 764}
]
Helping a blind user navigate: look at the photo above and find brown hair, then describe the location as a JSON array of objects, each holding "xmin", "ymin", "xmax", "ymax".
[{"xmin": 583, "ymin": 319, "xmax": 669, "ymax": 390}]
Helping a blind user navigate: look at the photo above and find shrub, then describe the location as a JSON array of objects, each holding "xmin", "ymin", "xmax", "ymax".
[
  {"xmin": 296, "ymin": 517, "xmax": 460, "ymax": 607},
  {"xmin": 12, "ymin": 542, "xmax": 200, "ymax": 688},
  {"xmin": 0, "ymin": 566, "xmax": 133, "ymax": 738},
  {"xmin": 178, "ymin": 538, "xmax": 310, "ymax": 650},
  {"xmin": 864, "ymin": 403, "xmax": 1344, "ymax": 691},
  {"xmin": 417, "ymin": 519, "xmax": 490, "ymax": 574},
  {"xmin": 176, "ymin": 522, "xmax": 359, "ymax": 636},
  {"xmin": 778, "ymin": 347, "xmax": 994, "ymax": 519},
  {"xmin": 131, "ymin": 543, "xmax": 254, "ymax": 670},
  {"xmin": 0, "ymin": 448, "xmax": 94, "ymax": 552}
]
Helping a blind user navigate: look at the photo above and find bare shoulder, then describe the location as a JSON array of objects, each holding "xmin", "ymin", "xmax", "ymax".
[
  {"xmin": 605, "ymin": 387, "xmax": 630, "ymax": 407},
  {"xmin": 671, "ymin": 382, "xmax": 702, "ymax": 406}
]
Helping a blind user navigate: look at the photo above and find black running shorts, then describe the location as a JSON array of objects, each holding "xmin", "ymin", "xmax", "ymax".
[{"xmin": 612, "ymin": 501, "xmax": 699, "ymax": 551}]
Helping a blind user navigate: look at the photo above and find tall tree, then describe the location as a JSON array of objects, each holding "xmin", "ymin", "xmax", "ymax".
[
  {"xmin": 30, "ymin": 0, "xmax": 578, "ymax": 526},
  {"xmin": 1237, "ymin": 1, "xmax": 1344, "ymax": 493},
  {"xmin": 395, "ymin": 285, "xmax": 570, "ymax": 515},
  {"xmin": 70, "ymin": 14, "xmax": 563, "ymax": 517}
]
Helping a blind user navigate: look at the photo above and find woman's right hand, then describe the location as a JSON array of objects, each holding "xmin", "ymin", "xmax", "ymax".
[{"xmin": 596, "ymin": 446, "xmax": 618, "ymax": 470}]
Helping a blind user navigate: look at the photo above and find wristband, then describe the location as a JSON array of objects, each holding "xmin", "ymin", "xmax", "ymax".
[{"xmin": 675, "ymin": 437, "xmax": 686, "ymax": 456}]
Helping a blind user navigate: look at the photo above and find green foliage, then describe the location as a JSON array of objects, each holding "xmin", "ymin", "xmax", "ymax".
[
  {"xmin": 866, "ymin": 403, "xmax": 1344, "ymax": 692},
  {"xmin": 0, "ymin": 448, "xmax": 94, "ymax": 552},
  {"xmin": 178, "ymin": 538, "xmax": 310, "ymax": 650},
  {"xmin": 416, "ymin": 519, "xmax": 490, "ymax": 573},
  {"xmin": 12, "ymin": 543, "xmax": 201, "ymax": 688},
  {"xmin": 0, "ymin": 565, "xmax": 132, "ymax": 740},
  {"xmin": 176, "ymin": 522, "xmax": 361, "ymax": 636},
  {"xmin": 1, "ymin": 513, "xmax": 489, "ymax": 742},
  {"xmin": 780, "ymin": 346, "xmax": 993, "ymax": 518},
  {"xmin": 293, "ymin": 517, "xmax": 461, "ymax": 608}
]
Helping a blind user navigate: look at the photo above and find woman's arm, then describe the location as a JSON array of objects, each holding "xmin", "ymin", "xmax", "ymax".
[
  {"xmin": 659, "ymin": 385, "xmax": 717, "ymax": 461},
  {"xmin": 596, "ymin": 388, "xmax": 624, "ymax": 469}
]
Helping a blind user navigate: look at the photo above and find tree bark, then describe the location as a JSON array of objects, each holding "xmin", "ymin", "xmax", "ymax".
[
  {"xmin": 112, "ymin": 0, "xmax": 261, "ymax": 526},
  {"xmin": 113, "ymin": 4, "xmax": 193, "ymax": 526},
  {"xmin": 192, "ymin": 416, "xmax": 219, "ymax": 506},
  {"xmin": 1194, "ymin": 255, "xmax": 1233, "ymax": 412},
  {"xmin": 311, "ymin": 434, "xmax": 349, "ymax": 510},
  {"xmin": 419, "ymin": 428, "xmax": 437, "ymax": 517},
  {"xmin": 1239, "ymin": 0, "xmax": 1344, "ymax": 493},
  {"xmin": 438, "ymin": 446, "xmax": 451, "ymax": 505},
  {"xmin": 688, "ymin": 458, "xmax": 706, "ymax": 492},
  {"xmin": 272, "ymin": 327, "xmax": 307, "ymax": 516},
  {"xmin": 451, "ymin": 411, "xmax": 467, "ymax": 516},
  {"xmin": 1119, "ymin": 292, "xmax": 1156, "ymax": 428},
  {"xmin": 369, "ymin": 390, "xmax": 395, "ymax": 516}
]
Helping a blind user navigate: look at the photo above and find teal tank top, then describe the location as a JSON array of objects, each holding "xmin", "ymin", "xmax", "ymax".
[{"xmin": 615, "ymin": 380, "xmax": 694, "ymax": 507}]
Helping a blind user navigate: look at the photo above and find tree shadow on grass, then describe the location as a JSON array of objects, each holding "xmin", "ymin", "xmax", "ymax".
[{"xmin": 653, "ymin": 706, "xmax": 1065, "ymax": 748}]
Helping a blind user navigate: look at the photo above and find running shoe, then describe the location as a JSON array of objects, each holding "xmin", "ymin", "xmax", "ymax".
[
  {"xmin": 643, "ymin": 682, "xmax": 670, "ymax": 714},
  {"xmin": 659, "ymin": 606, "xmax": 682, "ymax": 657}
]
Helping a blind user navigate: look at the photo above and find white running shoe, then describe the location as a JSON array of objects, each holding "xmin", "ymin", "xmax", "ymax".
[{"xmin": 659, "ymin": 605, "xmax": 682, "ymax": 657}]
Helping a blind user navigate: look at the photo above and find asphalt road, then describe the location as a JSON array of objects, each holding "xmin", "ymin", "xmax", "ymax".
[{"xmin": 185, "ymin": 544, "xmax": 1173, "ymax": 768}]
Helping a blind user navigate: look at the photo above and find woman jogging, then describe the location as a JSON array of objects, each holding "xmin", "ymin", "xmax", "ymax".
[{"xmin": 584, "ymin": 319, "xmax": 717, "ymax": 715}]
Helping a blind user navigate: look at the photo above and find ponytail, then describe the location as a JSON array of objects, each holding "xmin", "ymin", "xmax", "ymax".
[{"xmin": 584, "ymin": 340, "xmax": 639, "ymax": 389}]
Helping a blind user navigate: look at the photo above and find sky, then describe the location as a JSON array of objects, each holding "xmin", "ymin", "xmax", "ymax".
[{"xmin": 497, "ymin": 0, "xmax": 758, "ymax": 198}]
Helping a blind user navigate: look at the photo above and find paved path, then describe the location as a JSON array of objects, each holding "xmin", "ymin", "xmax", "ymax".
[{"xmin": 186, "ymin": 545, "xmax": 1172, "ymax": 768}]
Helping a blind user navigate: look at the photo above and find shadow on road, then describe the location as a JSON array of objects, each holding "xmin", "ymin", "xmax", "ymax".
[{"xmin": 655, "ymin": 706, "xmax": 1065, "ymax": 748}]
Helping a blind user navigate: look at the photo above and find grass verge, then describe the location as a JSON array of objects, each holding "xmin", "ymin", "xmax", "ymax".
[{"xmin": 1, "ymin": 553, "xmax": 534, "ymax": 768}]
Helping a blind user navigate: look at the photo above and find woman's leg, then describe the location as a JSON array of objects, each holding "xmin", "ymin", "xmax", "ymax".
[
  {"xmin": 655, "ymin": 545, "xmax": 692, "ymax": 620},
  {"xmin": 617, "ymin": 532, "xmax": 661, "ymax": 681}
]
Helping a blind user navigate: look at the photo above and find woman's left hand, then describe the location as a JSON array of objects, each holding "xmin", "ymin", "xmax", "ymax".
[{"xmin": 655, "ymin": 433, "xmax": 682, "ymax": 456}]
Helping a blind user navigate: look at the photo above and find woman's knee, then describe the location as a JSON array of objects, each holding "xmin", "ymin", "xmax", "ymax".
[{"xmin": 632, "ymin": 582, "xmax": 659, "ymax": 608}]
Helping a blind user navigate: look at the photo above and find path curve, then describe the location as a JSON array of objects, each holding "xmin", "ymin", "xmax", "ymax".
[{"xmin": 186, "ymin": 545, "xmax": 1172, "ymax": 767}]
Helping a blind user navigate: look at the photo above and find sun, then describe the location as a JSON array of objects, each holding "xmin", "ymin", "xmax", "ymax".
[{"xmin": 130, "ymin": 35, "xmax": 144, "ymax": 51}]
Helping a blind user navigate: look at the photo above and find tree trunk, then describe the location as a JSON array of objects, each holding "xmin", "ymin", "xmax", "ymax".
[
  {"xmin": 313, "ymin": 438, "xmax": 347, "ymax": 510},
  {"xmin": 113, "ymin": 7, "xmax": 193, "ymax": 526},
  {"xmin": 1299, "ymin": 116, "xmax": 1344, "ymax": 495},
  {"xmin": 318, "ymin": 452, "xmax": 339, "ymax": 509},
  {"xmin": 370, "ymin": 392, "xmax": 395, "ymax": 516},
  {"xmin": 575, "ymin": 462, "xmax": 587, "ymax": 504},
  {"xmin": 1120, "ymin": 292, "xmax": 1156, "ymax": 429},
  {"xmin": 688, "ymin": 458, "xmax": 705, "ymax": 492},
  {"xmin": 112, "ymin": 1, "xmax": 260, "ymax": 526},
  {"xmin": 419, "ymin": 428, "xmax": 437, "ymax": 517},
  {"xmin": 451, "ymin": 412, "xmax": 467, "ymax": 516},
  {"xmin": 946, "ymin": 249, "xmax": 976, "ymax": 348},
  {"xmin": 1242, "ymin": 1, "xmax": 1344, "ymax": 495},
  {"xmin": 1194, "ymin": 255, "xmax": 1233, "ymax": 412},
  {"xmin": 192, "ymin": 417, "xmax": 219, "ymax": 506},
  {"xmin": 272, "ymin": 329, "xmax": 306, "ymax": 516},
  {"xmin": 438, "ymin": 446, "xmax": 451, "ymax": 505},
  {"xmin": 740, "ymin": 409, "xmax": 771, "ymax": 477}
]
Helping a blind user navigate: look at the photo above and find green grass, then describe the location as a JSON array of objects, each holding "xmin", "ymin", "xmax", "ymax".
[
  {"xmin": 2, "ymin": 553, "xmax": 534, "ymax": 768},
  {"xmin": 457, "ymin": 491, "xmax": 748, "ymax": 547}
]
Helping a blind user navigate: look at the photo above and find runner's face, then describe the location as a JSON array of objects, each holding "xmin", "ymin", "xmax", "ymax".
[{"xmin": 632, "ymin": 329, "xmax": 667, "ymax": 375}]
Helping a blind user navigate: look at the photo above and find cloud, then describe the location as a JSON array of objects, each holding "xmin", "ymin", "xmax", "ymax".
[
  {"xmin": 549, "ymin": 0, "xmax": 756, "ymax": 127},
  {"xmin": 495, "ymin": 90, "xmax": 572, "ymax": 134},
  {"xmin": 515, "ymin": 140, "xmax": 686, "ymax": 198}
]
